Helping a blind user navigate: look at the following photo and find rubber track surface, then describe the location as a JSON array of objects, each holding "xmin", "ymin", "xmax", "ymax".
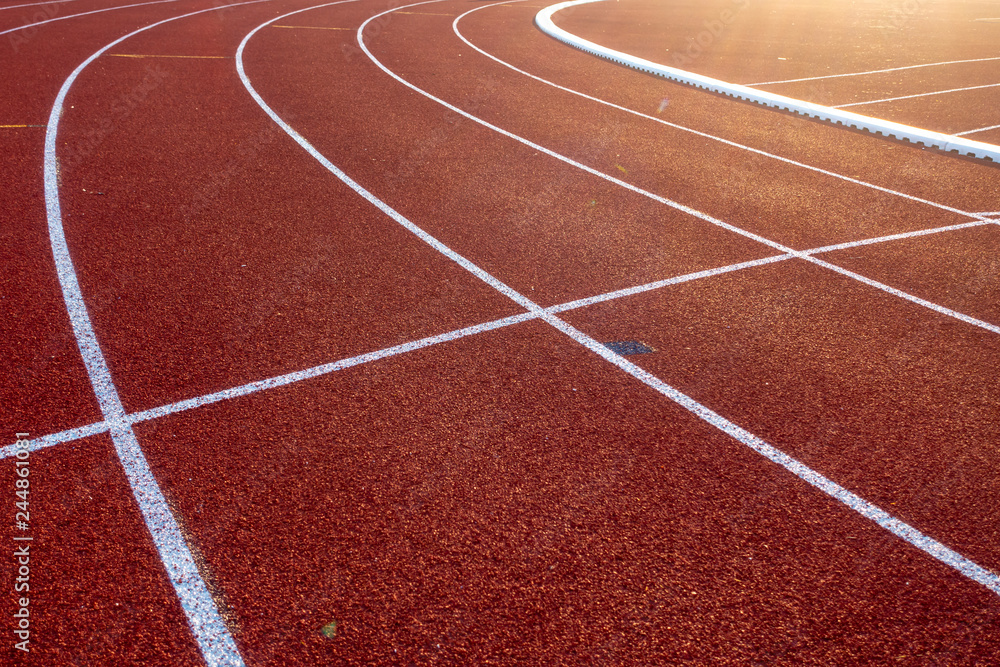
[{"xmin": 3, "ymin": 0, "xmax": 1000, "ymax": 663}]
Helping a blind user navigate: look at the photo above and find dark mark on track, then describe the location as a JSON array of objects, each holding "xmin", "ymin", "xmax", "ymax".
[{"xmin": 602, "ymin": 340, "xmax": 654, "ymax": 355}]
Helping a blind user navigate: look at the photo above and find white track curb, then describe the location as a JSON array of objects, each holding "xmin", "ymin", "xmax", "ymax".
[{"xmin": 535, "ymin": 0, "xmax": 1000, "ymax": 164}]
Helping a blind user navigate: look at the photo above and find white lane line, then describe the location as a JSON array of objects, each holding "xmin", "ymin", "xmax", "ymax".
[
  {"xmin": 955, "ymin": 124, "xmax": 1000, "ymax": 137},
  {"xmin": 42, "ymin": 3, "xmax": 272, "ymax": 665},
  {"xmin": 2, "ymin": 210, "xmax": 993, "ymax": 461},
  {"xmin": 544, "ymin": 315, "xmax": 1000, "ymax": 601},
  {"xmin": 0, "ymin": 258, "xmax": 861, "ymax": 461},
  {"xmin": 237, "ymin": 1, "xmax": 1000, "ymax": 597},
  {"xmin": 802, "ymin": 219, "xmax": 995, "ymax": 255},
  {"xmin": 833, "ymin": 83, "xmax": 1000, "ymax": 108},
  {"xmin": 747, "ymin": 56, "xmax": 1000, "ymax": 87},
  {"xmin": 0, "ymin": 260, "xmax": 853, "ymax": 459},
  {"xmin": 126, "ymin": 312, "xmax": 537, "ymax": 424},
  {"xmin": 271, "ymin": 24, "xmax": 351, "ymax": 30},
  {"xmin": 547, "ymin": 254, "xmax": 792, "ymax": 312},
  {"xmin": 1, "ymin": 316, "xmax": 533, "ymax": 459},
  {"xmin": 375, "ymin": 1, "xmax": 1000, "ymax": 335},
  {"xmin": 108, "ymin": 53, "xmax": 230, "ymax": 58},
  {"xmin": 0, "ymin": 0, "xmax": 181, "ymax": 37},
  {"xmin": 0, "ymin": 421, "xmax": 109, "ymax": 459},
  {"xmin": 0, "ymin": 0, "xmax": 80, "ymax": 12},
  {"xmin": 452, "ymin": 3, "xmax": 998, "ymax": 228},
  {"xmin": 808, "ymin": 256, "xmax": 1000, "ymax": 333}
]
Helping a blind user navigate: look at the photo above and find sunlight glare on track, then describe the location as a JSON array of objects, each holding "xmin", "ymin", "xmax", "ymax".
[
  {"xmin": 534, "ymin": 0, "xmax": 1000, "ymax": 162},
  {"xmin": 453, "ymin": 1, "xmax": 1000, "ymax": 227},
  {"xmin": 834, "ymin": 82, "xmax": 1000, "ymax": 109},
  {"xmin": 359, "ymin": 0, "xmax": 1000, "ymax": 337},
  {"xmin": 746, "ymin": 55, "xmax": 1000, "ymax": 87}
]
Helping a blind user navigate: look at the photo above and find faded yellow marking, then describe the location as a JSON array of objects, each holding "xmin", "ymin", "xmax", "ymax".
[
  {"xmin": 0, "ymin": 124, "xmax": 44, "ymax": 128},
  {"xmin": 108, "ymin": 54, "xmax": 229, "ymax": 58},
  {"xmin": 271, "ymin": 24, "xmax": 352, "ymax": 30}
]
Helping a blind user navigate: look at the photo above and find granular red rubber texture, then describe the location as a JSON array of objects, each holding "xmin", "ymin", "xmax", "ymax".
[
  {"xmin": 820, "ymin": 223, "xmax": 1000, "ymax": 326},
  {"xmin": 0, "ymin": 435, "xmax": 203, "ymax": 665},
  {"xmin": 0, "ymin": 128, "xmax": 102, "ymax": 437},
  {"xmin": 0, "ymin": 0, "xmax": 242, "ymax": 439},
  {"xmin": 356, "ymin": 5, "xmax": 972, "ymax": 251}
]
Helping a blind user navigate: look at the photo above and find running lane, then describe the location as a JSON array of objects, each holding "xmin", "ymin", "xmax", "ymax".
[
  {"xmin": 357, "ymin": 3, "xmax": 978, "ymax": 252},
  {"xmin": 135, "ymin": 319, "xmax": 1000, "ymax": 664},
  {"xmin": 0, "ymin": 437, "xmax": 204, "ymax": 664},
  {"xmin": 459, "ymin": 0, "xmax": 1000, "ymax": 214},
  {"xmin": 0, "ymin": 0, "xmax": 255, "ymax": 442},
  {"xmin": 2, "ymin": 1, "xmax": 340, "ymax": 663}
]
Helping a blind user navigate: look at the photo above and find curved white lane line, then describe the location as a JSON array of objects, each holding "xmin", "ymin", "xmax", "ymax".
[
  {"xmin": 0, "ymin": 0, "xmax": 180, "ymax": 37},
  {"xmin": 748, "ymin": 56, "xmax": 1000, "ymax": 87},
  {"xmin": 835, "ymin": 82, "xmax": 1000, "ymax": 109},
  {"xmin": 955, "ymin": 123, "xmax": 1000, "ymax": 138},
  {"xmin": 453, "ymin": 1, "xmax": 997, "ymax": 226},
  {"xmin": 5, "ymin": 207, "xmax": 996, "ymax": 464},
  {"xmin": 535, "ymin": 0, "xmax": 1000, "ymax": 163},
  {"xmin": 237, "ymin": 0, "xmax": 1000, "ymax": 597},
  {"xmin": 42, "ymin": 3, "xmax": 271, "ymax": 665},
  {"xmin": 0, "ymin": 256, "xmax": 789, "ymax": 459},
  {"xmin": 6, "ymin": 203, "xmax": 993, "ymax": 466},
  {"xmin": 454, "ymin": 3, "xmax": 1000, "ymax": 330},
  {"xmin": 13, "ymin": 0, "xmax": 996, "ymax": 468}
]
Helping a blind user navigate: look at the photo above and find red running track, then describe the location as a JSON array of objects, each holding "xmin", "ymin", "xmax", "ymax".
[{"xmin": 3, "ymin": 0, "xmax": 1000, "ymax": 663}]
